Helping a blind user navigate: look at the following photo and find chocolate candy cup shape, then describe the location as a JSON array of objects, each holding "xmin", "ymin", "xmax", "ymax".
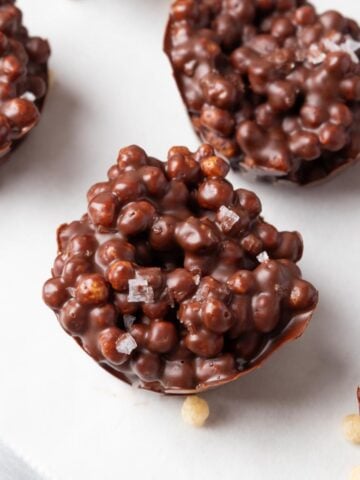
[
  {"xmin": 164, "ymin": 0, "xmax": 360, "ymax": 185},
  {"xmin": 0, "ymin": 0, "xmax": 50, "ymax": 165},
  {"xmin": 43, "ymin": 144, "xmax": 318, "ymax": 394}
]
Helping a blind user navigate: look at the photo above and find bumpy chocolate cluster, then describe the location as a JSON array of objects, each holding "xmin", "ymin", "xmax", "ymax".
[
  {"xmin": 43, "ymin": 144, "xmax": 318, "ymax": 394},
  {"xmin": 165, "ymin": 0, "xmax": 360, "ymax": 184},
  {"xmin": 0, "ymin": 0, "xmax": 50, "ymax": 163}
]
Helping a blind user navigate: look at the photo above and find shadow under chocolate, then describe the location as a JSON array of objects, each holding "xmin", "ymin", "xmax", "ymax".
[{"xmin": 204, "ymin": 288, "xmax": 345, "ymax": 426}]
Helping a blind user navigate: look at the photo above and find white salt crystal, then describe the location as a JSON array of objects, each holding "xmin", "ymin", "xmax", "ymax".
[
  {"xmin": 218, "ymin": 206, "xmax": 239, "ymax": 232},
  {"xmin": 193, "ymin": 274, "xmax": 201, "ymax": 286},
  {"xmin": 307, "ymin": 36, "xmax": 360, "ymax": 66},
  {"xmin": 194, "ymin": 283, "xmax": 209, "ymax": 302},
  {"xmin": 21, "ymin": 91, "xmax": 36, "ymax": 102},
  {"xmin": 307, "ymin": 44, "xmax": 326, "ymax": 64},
  {"xmin": 340, "ymin": 38, "xmax": 360, "ymax": 63},
  {"xmin": 123, "ymin": 314, "xmax": 136, "ymax": 330},
  {"xmin": 323, "ymin": 37, "xmax": 360, "ymax": 63},
  {"xmin": 128, "ymin": 277, "xmax": 154, "ymax": 303},
  {"xmin": 256, "ymin": 251, "xmax": 269, "ymax": 263},
  {"xmin": 116, "ymin": 333, "xmax": 137, "ymax": 355},
  {"xmin": 184, "ymin": 59, "xmax": 198, "ymax": 76}
]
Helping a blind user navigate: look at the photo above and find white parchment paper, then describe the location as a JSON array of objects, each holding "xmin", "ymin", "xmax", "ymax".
[{"xmin": 0, "ymin": 1, "xmax": 359, "ymax": 479}]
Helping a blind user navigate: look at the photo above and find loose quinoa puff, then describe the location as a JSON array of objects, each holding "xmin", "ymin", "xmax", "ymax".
[
  {"xmin": 0, "ymin": 0, "xmax": 50, "ymax": 165},
  {"xmin": 43, "ymin": 144, "xmax": 318, "ymax": 394},
  {"xmin": 165, "ymin": 0, "xmax": 360, "ymax": 185}
]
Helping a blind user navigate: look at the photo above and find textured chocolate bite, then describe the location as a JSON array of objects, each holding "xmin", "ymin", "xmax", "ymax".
[
  {"xmin": 0, "ymin": 0, "xmax": 50, "ymax": 164},
  {"xmin": 164, "ymin": 0, "xmax": 360, "ymax": 185},
  {"xmin": 43, "ymin": 144, "xmax": 318, "ymax": 394}
]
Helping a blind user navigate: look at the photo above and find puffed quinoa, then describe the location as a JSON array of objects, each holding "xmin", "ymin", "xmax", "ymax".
[
  {"xmin": 343, "ymin": 414, "xmax": 360, "ymax": 444},
  {"xmin": 181, "ymin": 396, "xmax": 209, "ymax": 427},
  {"xmin": 349, "ymin": 466, "xmax": 360, "ymax": 480}
]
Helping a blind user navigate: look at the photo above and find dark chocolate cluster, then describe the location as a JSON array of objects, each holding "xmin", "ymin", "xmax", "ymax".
[
  {"xmin": 0, "ymin": 0, "xmax": 50, "ymax": 163},
  {"xmin": 43, "ymin": 144, "xmax": 318, "ymax": 394},
  {"xmin": 164, "ymin": 0, "xmax": 360, "ymax": 184}
]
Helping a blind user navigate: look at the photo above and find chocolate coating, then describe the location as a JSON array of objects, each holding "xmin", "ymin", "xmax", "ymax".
[
  {"xmin": 43, "ymin": 144, "xmax": 318, "ymax": 394},
  {"xmin": 164, "ymin": 0, "xmax": 360, "ymax": 185},
  {"xmin": 0, "ymin": 0, "xmax": 50, "ymax": 164}
]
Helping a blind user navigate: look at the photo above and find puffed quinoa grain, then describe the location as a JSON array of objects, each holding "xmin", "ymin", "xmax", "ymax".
[
  {"xmin": 181, "ymin": 396, "xmax": 209, "ymax": 427},
  {"xmin": 349, "ymin": 466, "xmax": 360, "ymax": 480},
  {"xmin": 343, "ymin": 414, "xmax": 360, "ymax": 444}
]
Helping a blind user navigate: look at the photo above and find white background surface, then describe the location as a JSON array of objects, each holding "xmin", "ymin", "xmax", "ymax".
[{"xmin": 0, "ymin": 0, "xmax": 359, "ymax": 479}]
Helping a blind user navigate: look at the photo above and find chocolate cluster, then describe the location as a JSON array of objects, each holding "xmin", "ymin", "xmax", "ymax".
[
  {"xmin": 164, "ymin": 0, "xmax": 360, "ymax": 185},
  {"xmin": 0, "ymin": 0, "xmax": 50, "ymax": 163},
  {"xmin": 43, "ymin": 144, "xmax": 318, "ymax": 394}
]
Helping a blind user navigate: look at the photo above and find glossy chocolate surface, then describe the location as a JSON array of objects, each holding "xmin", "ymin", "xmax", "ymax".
[
  {"xmin": 0, "ymin": 0, "xmax": 50, "ymax": 163},
  {"xmin": 164, "ymin": 0, "xmax": 360, "ymax": 184},
  {"xmin": 43, "ymin": 144, "xmax": 318, "ymax": 394}
]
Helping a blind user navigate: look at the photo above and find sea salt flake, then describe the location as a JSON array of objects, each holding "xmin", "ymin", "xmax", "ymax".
[
  {"xmin": 341, "ymin": 38, "xmax": 360, "ymax": 63},
  {"xmin": 323, "ymin": 37, "xmax": 360, "ymax": 63},
  {"xmin": 193, "ymin": 274, "xmax": 201, "ymax": 286},
  {"xmin": 194, "ymin": 283, "xmax": 210, "ymax": 302},
  {"xmin": 128, "ymin": 277, "xmax": 154, "ymax": 303},
  {"xmin": 194, "ymin": 290, "xmax": 204, "ymax": 302},
  {"xmin": 184, "ymin": 59, "xmax": 198, "ymax": 76},
  {"xmin": 307, "ymin": 44, "xmax": 326, "ymax": 64},
  {"xmin": 218, "ymin": 206, "xmax": 239, "ymax": 232},
  {"xmin": 257, "ymin": 251, "xmax": 269, "ymax": 263},
  {"xmin": 307, "ymin": 36, "xmax": 360, "ymax": 65},
  {"xmin": 123, "ymin": 314, "xmax": 136, "ymax": 330},
  {"xmin": 116, "ymin": 333, "xmax": 137, "ymax": 355},
  {"xmin": 21, "ymin": 91, "xmax": 36, "ymax": 102},
  {"xmin": 322, "ymin": 38, "xmax": 345, "ymax": 52}
]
